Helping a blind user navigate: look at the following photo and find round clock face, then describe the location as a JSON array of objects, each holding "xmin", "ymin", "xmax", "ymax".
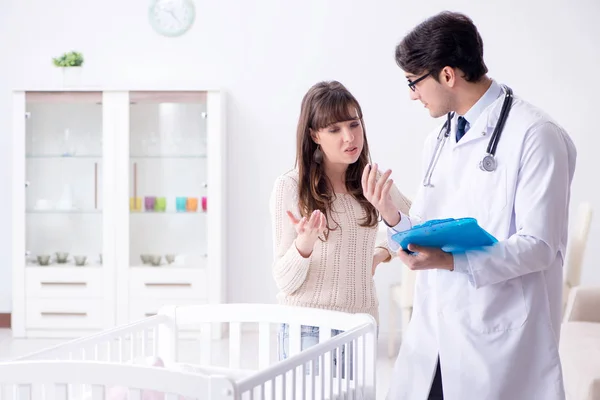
[{"xmin": 148, "ymin": 0, "xmax": 196, "ymax": 37}]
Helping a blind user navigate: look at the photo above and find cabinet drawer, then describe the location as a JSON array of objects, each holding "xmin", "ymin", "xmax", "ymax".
[
  {"xmin": 26, "ymin": 298, "xmax": 105, "ymax": 329},
  {"xmin": 26, "ymin": 267, "xmax": 104, "ymax": 298},
  {"xmin": 129, "ymin": 268, "xmax": 208, "ymax": 300}
]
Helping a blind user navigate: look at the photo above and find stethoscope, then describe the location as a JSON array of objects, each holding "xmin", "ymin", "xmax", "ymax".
[{"xmin": 422, "ymin": 85, "xmax": 514, "ymax": 188}]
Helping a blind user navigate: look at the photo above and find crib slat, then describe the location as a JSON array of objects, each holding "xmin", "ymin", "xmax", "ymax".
[
  {"xmin": 142, "ymin": 329, "xmax": 148, "ymax": 357},
  {"xmin": 152, "ymin": 326, "xmax": 159, "ymax": 357},
  {"xmin": 129, "ymin": 333, "xmax": 135, "ymax": 361},
  {"xmin": 337, "ymin": 344, "xmax": 342, "ymax": 396},
  {"xmin": 118, "ymin": 337, "xmax": 123, "ymax": 362},
  {"xmin": 346, "ymin": 340, "xmax": 351, "ymax": 394},
  {"xmin": 200, "ymin": 322, "xmax": 212, "ymax": 365},
  {"xmin": 229, "ymin": 322, "xmax": 241, "ymax": 369},
  {"xmin": 91, "ymin": 385, "xmax": 105, "ymax": 400},
  {"xmin": 128, "ymin": 388, "xmax": 141, "ymax": 400},
  {"xmin": 55, "ymin": 384, "xmax": 68, "ymax": 400},
  {"xmin": 258, "ymin": 322, "xmax": 271, "ymax": 369},
  {"xmin": 16, "ymin": 385, "xmax": 31, "ymax": 400}
]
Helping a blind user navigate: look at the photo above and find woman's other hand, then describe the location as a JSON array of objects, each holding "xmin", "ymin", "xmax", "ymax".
[{"xmin": 287, "ymin": 210, "xmax": 327, "ymax": 258}]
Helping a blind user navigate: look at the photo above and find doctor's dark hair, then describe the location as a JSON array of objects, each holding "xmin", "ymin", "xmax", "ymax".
[
  {"xmin": 294, "ymin": 81, "xmax": 378, "ymax": 238},
  {"xmin": 395, "ymin": 11, "xmax": 488, "ymax": 82}
]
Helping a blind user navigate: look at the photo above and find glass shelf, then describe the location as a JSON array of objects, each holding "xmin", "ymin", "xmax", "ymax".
[
  {"xmin": 26, "ymin": 154, "xmax": 102, "ymax": 159},
  {"xmin": 26, "ymin": 264, "xmax": 103, "ymax": 268},
  {"xmin": 129, "ymin": 211, "xmax": 206, "ymax": 215},
  {"xmin": 130, "ymin": 155, "xmax": 207, "ymax": 159},
  {"xmin": 26, "ymin": 209, "xmax": 102, "ymax": 214}
]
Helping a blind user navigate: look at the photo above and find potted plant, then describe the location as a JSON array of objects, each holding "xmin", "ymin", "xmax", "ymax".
[{"xmin": 52, "ymin": 51, "xmax": 84, "ymax": 86}]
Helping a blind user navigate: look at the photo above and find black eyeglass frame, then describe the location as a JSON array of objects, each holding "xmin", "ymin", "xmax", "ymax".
[{"xmin": 408, "ymin": 72, "xmax": 432, "ymax": 92}]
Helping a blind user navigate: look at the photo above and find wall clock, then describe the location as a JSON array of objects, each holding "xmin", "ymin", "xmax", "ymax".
[{"xmin": 149, "ymin": 0, "xmax": 196, "ymax": 37}]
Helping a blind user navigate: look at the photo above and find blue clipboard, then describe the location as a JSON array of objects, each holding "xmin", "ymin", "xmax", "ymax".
[{"xmin": 390, "ymin": 217, "xmax": 498, "ymax": 253}]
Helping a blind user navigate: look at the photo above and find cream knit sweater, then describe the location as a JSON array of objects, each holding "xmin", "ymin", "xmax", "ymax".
[{"xmin": 269, "ymin": 169, "xmax": 412, "ymax": 323}]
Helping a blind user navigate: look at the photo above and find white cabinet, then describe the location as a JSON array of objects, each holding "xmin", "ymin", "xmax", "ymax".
[{"xmin": 12, "ymin": 89, "xmax": 226, "ymax": 338}]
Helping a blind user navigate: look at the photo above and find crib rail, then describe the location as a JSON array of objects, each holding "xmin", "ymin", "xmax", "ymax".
[
  {"xmin": 234, "ymin": 322, "xmax": 376, "ymax": 400},
  {"xmin": 15, "ymin": 315, "xmax": 176, "ymax": 363},
  {"xmin": 0, "ymin": 360, "xmax": 234, "ymax": 400},
  {"xmin": 10, "ymin": 304, "xmax": 378, "ymax": 399}
]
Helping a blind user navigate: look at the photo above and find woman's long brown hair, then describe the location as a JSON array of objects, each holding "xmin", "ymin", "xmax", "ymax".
[{"xmin": 295, "ymin": 81, "xmax": 378, "ymax": 239}]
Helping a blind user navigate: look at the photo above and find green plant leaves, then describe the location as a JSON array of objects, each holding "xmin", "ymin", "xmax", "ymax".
[{"xmin": 52, "ymin": 51, "xmax": 84, "ymax": 67}]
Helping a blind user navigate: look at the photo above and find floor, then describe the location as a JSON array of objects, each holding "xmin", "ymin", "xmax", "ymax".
[{"xmin": 0, "ymin": 328, "xmax": 397, "ymax": 399}]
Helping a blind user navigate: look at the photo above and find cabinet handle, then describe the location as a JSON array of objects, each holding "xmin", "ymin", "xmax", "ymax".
[
  {"xmin": 133, "ymin": 162, "xmax": 138, "ymax": 200},
  {"xmin": 144, "ymin": 283, "xmax": 192, "ymax": 288},
  {"xmin": 41, "ymin": 312, "xmax": 87, "ymax": 317},
  {"xmin": 145, "ymin": 313, "xmax": 157, "ymax": 317},
  {"xmin": 94, "ymin": 162, "xmax": 98, "ymax": 209},
  {"xmin": 41, "ymin": 282, "xmax": 87, "ymax": 287}
]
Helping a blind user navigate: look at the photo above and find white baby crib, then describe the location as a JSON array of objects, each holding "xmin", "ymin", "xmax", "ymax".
[{"xmin": 0, "ymin": 303, "xmax": 377, "ymax": 400}]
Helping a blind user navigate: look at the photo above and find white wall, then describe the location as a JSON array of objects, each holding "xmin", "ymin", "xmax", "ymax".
[{"xmin": 1, "ymin": 0, "xmax": 599, "ymax": 334}]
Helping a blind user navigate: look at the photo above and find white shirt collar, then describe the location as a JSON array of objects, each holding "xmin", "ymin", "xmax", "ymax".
[{"xmin": 460, "ymin": 79, "xmax": 503, "ymax": 126}]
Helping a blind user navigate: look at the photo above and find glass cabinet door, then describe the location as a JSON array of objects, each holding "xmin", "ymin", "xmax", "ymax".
[
  {"xmin": 128, "ymin": 92, "xmax": 208, "ymax": 269},
  {"xmin": 25, "ymin": 92, "xmax": 104, "ymax": 268}
]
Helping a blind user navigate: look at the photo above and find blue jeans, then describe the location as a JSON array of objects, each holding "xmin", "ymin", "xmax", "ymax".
[{"xmin": 277, "ymin": 324, "xmax": 353, "ymax": 379}]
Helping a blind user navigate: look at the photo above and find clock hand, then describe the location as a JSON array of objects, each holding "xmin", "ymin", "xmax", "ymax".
[{"xmin": 166, "ymin": 9, "xmax": 181, "ymax": 24}]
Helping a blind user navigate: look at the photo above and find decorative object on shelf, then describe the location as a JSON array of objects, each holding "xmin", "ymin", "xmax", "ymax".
[
  {"xmin": 74, "ymin": 255, "xmax": 87, "ymax": 266},
  {"xmin": 140, "ymin": 254, "xmax": 151, "ymax": 264},
  {"xmin": 34, "ymin": 199, "xmax": 52, "ymax": 211},
  {"xmin": 176, "ymin": 197, "xmax": 187, "ymax": 212},
  {"xmin": 130, "ymin": 197, "xmax": 142, "ymax": 211},
  {"xmin": 37, "ymin": 255, "xmax": 50, "ymax": 266},
  {"xmin": 56, "ymin": 252, "xmax": 69, "ymax": 264},
  {"xmin": 165, "ymin": 254, "xmax": 176, "ymax": 264},
  {"xmin": 144, "ymin": 196, "xmax": 156, "ymax": 211},
  {"xmin": 186, "ymin": 197, "xmax": 198, "ymax": 212},
  {"xmin": 201, "ymin": 196, "xmax": 207, "ymax": 212},
  {"xmin": 56, "ymin": 184, "xmax": 74, "ymax": 210},
  {"xmin": 155, "ymin": 197, "xmax": 166, "ymax": 212},
  {"xmin": 52, "ymin": 51, "xmax": 84, "ymax": 87},
  {"xmin": 148, "ymin": 0, "xmax": 196, "ymax": 37},
  {"xmin": 149, "ymin": 255, "xmax": 162, "ymax": 266}
]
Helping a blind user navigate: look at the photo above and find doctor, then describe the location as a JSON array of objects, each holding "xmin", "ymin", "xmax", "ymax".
[{"xmin": 363, "ymin": 11, "xmax": 577, "ymax": 400}]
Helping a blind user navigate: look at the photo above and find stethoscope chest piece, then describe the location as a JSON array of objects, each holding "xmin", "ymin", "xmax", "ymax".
[{"xmin": 479, "ymin": 153, "xmax": 497, "ymax": 172}]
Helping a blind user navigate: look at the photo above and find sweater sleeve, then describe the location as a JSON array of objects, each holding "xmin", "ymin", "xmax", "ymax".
[
  {"xmin": 375, "ymin": 182, "xmax": 412, "ymax": 261},
  {"xmin": 269, "ymin": 174, "xmax": 312, "ymax": 295}
]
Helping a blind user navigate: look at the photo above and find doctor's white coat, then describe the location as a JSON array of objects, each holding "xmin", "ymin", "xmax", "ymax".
[{"xmin": 386, "ymin": 90, "xmax": 577, "ymax": 400}]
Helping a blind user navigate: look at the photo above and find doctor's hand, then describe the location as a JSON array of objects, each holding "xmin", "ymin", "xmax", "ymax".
[
  {"xmin": 287, "ymin": 210, "xmax": 327, "ymax": 258},
  {"xmin": 397, "ymin": 244, "xmax": 454, "ymax": 271},
  {"xmin": 361, "ymin": 163, "xmax": 400, "ymax": 226}
]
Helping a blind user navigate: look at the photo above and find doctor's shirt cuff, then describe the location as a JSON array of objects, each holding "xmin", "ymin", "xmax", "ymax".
[
  {"xmin": 385, "ymin": 212, "xmax": 413, "ymax": 253},
  {"xmin": 452, "ymin": 252, "xmax": 475, "ymax": 286}
]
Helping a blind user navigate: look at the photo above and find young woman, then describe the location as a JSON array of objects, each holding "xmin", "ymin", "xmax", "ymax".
[{"xmin": 269, "ymin": 80, "xmax": 411, "ymax": 374}]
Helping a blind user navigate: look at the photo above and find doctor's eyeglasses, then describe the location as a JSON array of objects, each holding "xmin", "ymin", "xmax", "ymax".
[{"xmin": 408, "ymin": 72, "xmax": 431, "ymax": 91}]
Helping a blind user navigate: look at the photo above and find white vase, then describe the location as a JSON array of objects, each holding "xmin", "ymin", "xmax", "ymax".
[{"xmin": 61, "ymin": 66, "xmax": 83, "ymax": 87}]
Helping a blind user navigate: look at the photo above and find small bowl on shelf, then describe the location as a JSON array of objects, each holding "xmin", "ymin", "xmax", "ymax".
[
  {"xmin": 140, "ymin": 254, "xmax": 151, "ymax": 264},
  {"xmin": 165, "ymin": 254, "xmax": 176, "ymax": 264},
  {"xmin": 74, "ymin": 255, "xmax": 87, "ymax": 266},
  {"xmin": 37, "ymin": 255, "xmax": 51, "ymax": 266},
  {"xmin": 149, "ymin": 255, "xmax": 162, "ymax": 266},
  {"xmin": 56, "ymin": 252, "xmax": 69, "ymax": 264}
]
